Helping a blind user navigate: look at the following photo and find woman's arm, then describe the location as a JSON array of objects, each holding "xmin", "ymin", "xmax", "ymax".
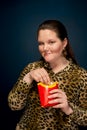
[
  {"xmin": 48, "ymin": 70, "xmax": 87, "ymax": 126},
  {"xmin": 8, "ymin": 63, "xmax": 35, "ymax": 110},
  {"xmin": 8, "ymin": 60, "xmax": 51, "ymax": 111}
]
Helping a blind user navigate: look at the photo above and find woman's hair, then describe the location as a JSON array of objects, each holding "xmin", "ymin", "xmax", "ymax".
[{"xmin": 37, "ymin": 20, "xmax": 77, "ymax": 64}]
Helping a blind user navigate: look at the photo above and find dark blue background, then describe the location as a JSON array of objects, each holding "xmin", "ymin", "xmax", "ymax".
[{"xmin": 0, "ymin": 0, "xmax": 87, "ymax": 129}]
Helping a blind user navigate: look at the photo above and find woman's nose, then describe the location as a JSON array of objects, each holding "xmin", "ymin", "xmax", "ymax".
[{"xmin": 43, "ymin": 44, "xmax": 49, "ymax": 50}]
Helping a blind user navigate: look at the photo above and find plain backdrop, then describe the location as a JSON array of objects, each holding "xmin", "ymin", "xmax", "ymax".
[{"xmin": 0, "ymin": 0, "xmax": 87, "ymax": 129}]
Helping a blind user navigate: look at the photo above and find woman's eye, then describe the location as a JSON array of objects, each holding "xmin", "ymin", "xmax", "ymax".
[
  {"xmin": 49, "ymin": 41, "xmax": 55, "ymax": 44},
  {"xmin": 38, "ymin": 42, "xmax": 44, "ymax": 45}
]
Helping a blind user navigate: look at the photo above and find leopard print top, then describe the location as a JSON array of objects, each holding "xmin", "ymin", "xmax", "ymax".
[{"xmin": 8, "ymin": 59, "xmax": 87, "ymax": 130}]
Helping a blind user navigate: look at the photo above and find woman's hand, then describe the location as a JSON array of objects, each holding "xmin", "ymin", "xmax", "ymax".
[
  {"xmin": 23, "ymin": 68, "xmax": 50, "ymax": 84},
  {"xmin": 48, "ymin": 89, "xmax": 73, "ymax": 115}
]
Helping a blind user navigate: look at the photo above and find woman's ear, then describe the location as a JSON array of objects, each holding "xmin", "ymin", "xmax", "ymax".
[{"xmin": 63, "ymin": 38, "xmax": 68, "ymax": 48}]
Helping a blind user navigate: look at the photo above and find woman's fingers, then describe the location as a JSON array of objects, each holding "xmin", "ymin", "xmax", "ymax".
[
  {"xmin": 29, "ymin": 68, "xmax": 50, "ymax": 84},
  {"xmin": 49, "ymin": 88, "xmax": 63, "ymax": 94},
  {"xmin": 48, "ymin": 89, "xmax": 68, "ymax": 109},
  {"xmin": 39, "ymin": 68, "xmax": 50, "ymax": 83}
]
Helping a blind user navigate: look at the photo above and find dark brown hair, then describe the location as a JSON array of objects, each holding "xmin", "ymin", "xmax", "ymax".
[{"xmin": 37, "ymin": 20, "xmax": 77, "ymax": 64}]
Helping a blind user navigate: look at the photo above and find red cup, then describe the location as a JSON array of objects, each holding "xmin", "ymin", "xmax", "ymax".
[{"xmin": 37, "ymin": 82, "xmax": 58, "ymax": 107}]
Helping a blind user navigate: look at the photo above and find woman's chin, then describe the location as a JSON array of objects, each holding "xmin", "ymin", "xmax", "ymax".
[{"xmin": 44, "ymin": 58, "xmax": 52, "ymax": 63}]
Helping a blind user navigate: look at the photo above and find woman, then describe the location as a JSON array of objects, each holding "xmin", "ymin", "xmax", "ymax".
[{"xmin": 8, "ymin": 20, "xmax": 87, "ymax": 130}]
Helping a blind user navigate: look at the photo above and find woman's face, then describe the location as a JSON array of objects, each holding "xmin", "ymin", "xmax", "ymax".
[{"xmin": 38, "ymin": 29, "xmax": 67, "ymax": 63}]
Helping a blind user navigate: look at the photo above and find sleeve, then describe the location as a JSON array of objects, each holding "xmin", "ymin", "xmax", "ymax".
[
  {"xmin": 8, "ymin": 63, "xmax": 35, "ymax": 111},
  {"xmin": 68, "ymin": 70, "xmax": 87, "ymax": 126}
]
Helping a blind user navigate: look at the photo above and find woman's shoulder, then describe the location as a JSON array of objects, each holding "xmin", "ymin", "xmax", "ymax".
[
  {"xmin": 20, "ymin": 60, "xmax": 44, "ymax": 75},
  {"xmin": 27, "ymin": 60, "xmax": 44, "ymax": 69},
  {"xmin": 72, "ymin": 62, "xmax": 87, "ymax": 75}
]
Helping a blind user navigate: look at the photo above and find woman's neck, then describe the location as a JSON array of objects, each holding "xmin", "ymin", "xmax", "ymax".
[{"xmin": 49, "ymin": 57, "xmax": 69, "ymax": 73}]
